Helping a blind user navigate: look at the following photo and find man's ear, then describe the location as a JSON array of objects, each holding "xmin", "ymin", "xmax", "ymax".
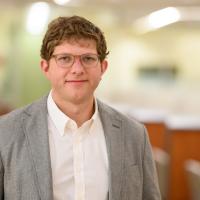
[
  {"xmin": 100, "ymin": 60, "xmax": 108, "ymax": 75},
  {"xmin": 40, "ymin": 59, "xmax": 50, "ymax": 77}
]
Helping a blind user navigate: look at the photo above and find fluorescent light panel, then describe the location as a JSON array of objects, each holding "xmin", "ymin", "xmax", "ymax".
[
  {"xmin": 148, "ymin": 7, "xmax": 181, "ymax": 29},
  {"xmin": 53, "ymin": 0, "xmax": 71, "ymax": 5},
  {"xmin": 26, "ymin": 2, "xmax": 50, "ymax": 35},
  {"xmin": 133, "ymin": 7, "xmax": 182, "ymax": 34}
]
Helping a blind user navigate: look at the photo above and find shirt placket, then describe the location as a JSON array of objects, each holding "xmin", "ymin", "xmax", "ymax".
[{"xmin": 73, "ymin": 130, "xmax": 85, "ymax": 200}]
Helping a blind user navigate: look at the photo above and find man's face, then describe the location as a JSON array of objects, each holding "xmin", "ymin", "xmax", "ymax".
[{"xmin": 40, "ymin": 39, "xmax": 107, "ymax": 105}]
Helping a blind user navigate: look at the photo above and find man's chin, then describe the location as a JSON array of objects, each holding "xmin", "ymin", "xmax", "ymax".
[{"xmin": 63, "ymin": 94, "xmax": 87, "ymax": 104}]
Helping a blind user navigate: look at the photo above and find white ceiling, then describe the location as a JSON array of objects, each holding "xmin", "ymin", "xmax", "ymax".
[
  {"xmin": 2, "ymin": 0, "xmax": 200, "ymax": 9},
  {"xmin": 1, "ymin": 0, "xmax": 200, "ymax": 26}
]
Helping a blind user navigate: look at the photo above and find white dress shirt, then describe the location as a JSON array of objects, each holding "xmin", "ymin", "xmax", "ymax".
[{"xmin": 47, "ymin": 93, "xmax": 109, "ymax": 200}]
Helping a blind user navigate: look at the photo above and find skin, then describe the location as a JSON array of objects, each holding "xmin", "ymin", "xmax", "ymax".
[{"xmin": 40, "ymin": 38, "xmax": 108, "ymax": 127}]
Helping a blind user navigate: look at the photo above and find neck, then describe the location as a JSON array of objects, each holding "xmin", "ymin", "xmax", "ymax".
[{"xmin": 52, "ymin": 93, "xmax": 95, "ymax": 127}]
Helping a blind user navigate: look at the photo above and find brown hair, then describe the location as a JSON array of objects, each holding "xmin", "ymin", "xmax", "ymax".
[{"xmin": 40, "ymin": 16, "xmax": 109, "ymax": 62}]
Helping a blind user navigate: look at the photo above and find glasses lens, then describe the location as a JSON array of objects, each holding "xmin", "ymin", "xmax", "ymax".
[
  {"xmin": 56, "ymin": 54, "xmax": 74, "ymax": 68},
  {"xmin": 81, "ymin": 54, "xmax": 99, "ymax": 67}
]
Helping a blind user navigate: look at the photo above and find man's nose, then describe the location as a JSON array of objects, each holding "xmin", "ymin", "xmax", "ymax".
[{"xmin": 70, "ymin": 57, "xmax": 85, "ymax": 74}]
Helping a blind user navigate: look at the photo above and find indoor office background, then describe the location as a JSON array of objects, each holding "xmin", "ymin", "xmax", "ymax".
[{"xmin": 1, "ymin": 0, "xmax": 200, "ymax": 200}]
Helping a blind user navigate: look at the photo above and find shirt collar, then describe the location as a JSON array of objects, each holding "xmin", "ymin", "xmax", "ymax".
[{"xmin": 47, "ymin": 91, "xmax": 99, "ymax": 136}]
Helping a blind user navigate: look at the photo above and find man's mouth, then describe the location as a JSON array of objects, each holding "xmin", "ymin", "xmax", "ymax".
[{"xmin": 66, "ymin": 80, "xmax": 87, "ymax": 83}]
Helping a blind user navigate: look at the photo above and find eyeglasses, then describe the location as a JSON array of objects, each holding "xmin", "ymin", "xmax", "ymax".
[{"xmin": 51, "ymin": 53, "xmax": 100, "ymax": 68}]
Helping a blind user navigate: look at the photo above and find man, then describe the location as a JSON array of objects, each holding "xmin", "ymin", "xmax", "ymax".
[{"xmin": 0, "ymin": 16, "xmax": 160, "ymax": 200}]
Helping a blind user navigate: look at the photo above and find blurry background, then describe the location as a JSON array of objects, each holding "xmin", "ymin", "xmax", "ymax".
[
  {"xmin": 1, "ymin": 1, "xmax": 200, "ymax": 199},
  {"xmin": 0, "ymin": 0, "xmax": 200, "ymax": 114}
]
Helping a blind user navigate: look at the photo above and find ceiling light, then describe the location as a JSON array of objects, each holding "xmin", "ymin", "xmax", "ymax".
[
  {"xmin": 26, "ymin": 2, "xmax": 50, "ymax": 35},
  {"xmin": 148, "ymin": 7, "xmax": 181, "ymax": 29},
  {"xmin": 133, "ymin": 7, "xmax": 182, "ymax": 34},
  {"xmin": 53, "ymin": 0, "xmax": 71, "ymax": 5}
]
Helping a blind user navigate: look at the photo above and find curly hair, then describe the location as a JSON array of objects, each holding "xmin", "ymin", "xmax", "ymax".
[{"xmin": 40, "ymin": 16, "xmax": 109, "ymax": 62}]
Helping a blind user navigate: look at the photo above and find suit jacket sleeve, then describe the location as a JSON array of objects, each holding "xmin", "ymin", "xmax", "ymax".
[{"xmin": 142, "ymin": 127, "xmax": 161, "ymax": 199}]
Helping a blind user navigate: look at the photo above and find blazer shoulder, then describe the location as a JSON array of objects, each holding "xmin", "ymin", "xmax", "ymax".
[
  {"xmin": 0, "ymin": 105, "xmax": 28, "ymax": 127},
  {"xmin": 98, "ymin": 100, "xmax": 145, "ymax": 133},
  {"xmin": 0, "ymin": 95, "xmax": 48, "ymax": 147},
  {"xmin": 0, "ymin": 95, "xmax": 48, "ymax": 124},
  {"xmin": 0, "ymin": 105, "xmax": 27, "ymax": 149}
]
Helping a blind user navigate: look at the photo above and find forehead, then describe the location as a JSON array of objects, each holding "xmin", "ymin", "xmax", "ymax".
[{"xmin": 54, "ymin": 38, "xmax": 97, "ymax": 54}]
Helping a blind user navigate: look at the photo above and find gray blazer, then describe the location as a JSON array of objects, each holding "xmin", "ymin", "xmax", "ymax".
[{"xmin": 0, "ymin": 96, "xmax": 161, "ymax": 200}]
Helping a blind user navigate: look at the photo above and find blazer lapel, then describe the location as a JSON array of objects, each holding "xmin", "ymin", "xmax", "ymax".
[
  {"xmin": 98, "ymin": 101, "xmax": 125, "ymax": 200},
  {"xmin": 22, "ymin": 96, "xmax": 53, "ymax": 200}
]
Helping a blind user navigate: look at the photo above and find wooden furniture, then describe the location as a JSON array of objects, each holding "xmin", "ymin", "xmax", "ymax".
[
  {"xmin": 144, "ymin": 122, "xmax": 166, "ymax": 149},
  {"xmin": 165, "ymin": 116, "xmax": 200, "ymax": 200},
  {"xmin": 0, "ymin": 101, "xmax": 12, "ymax": 115},
  {"xmin": 128, "ymin": 108, "xmax": 167, "ymax": 149}
]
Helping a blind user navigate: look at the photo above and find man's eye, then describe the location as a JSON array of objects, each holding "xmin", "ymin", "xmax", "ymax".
[
  {"xmin": 83, "ymin": 56, "xmax": 96, "ymax": 62},
  {"xmin": 58, "ymin": 56, "xmax": 72, "ymax": 62}
]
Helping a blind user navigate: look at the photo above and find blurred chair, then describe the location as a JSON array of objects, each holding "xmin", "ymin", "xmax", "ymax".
[
  {"xmin": 184, "ymin": 159, "xmax": 200, "ymax": 200},
  {"xmin": 153, "ymin": 147, "xmax": 170, "ymax": 200}
]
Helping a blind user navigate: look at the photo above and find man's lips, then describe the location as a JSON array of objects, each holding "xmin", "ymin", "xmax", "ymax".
[
  {"xmin": 65, "ymin": 80, "xmax": 88, "ymax": 85},
  {"xmin": 65, "ymin": 80, "xmax": 88, "ymax": 83}
]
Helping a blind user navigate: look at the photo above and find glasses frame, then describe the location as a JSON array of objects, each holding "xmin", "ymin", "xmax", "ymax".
[{"xmin": 51, "ymin": 53, "xmax": 100, "ymax": 68}]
